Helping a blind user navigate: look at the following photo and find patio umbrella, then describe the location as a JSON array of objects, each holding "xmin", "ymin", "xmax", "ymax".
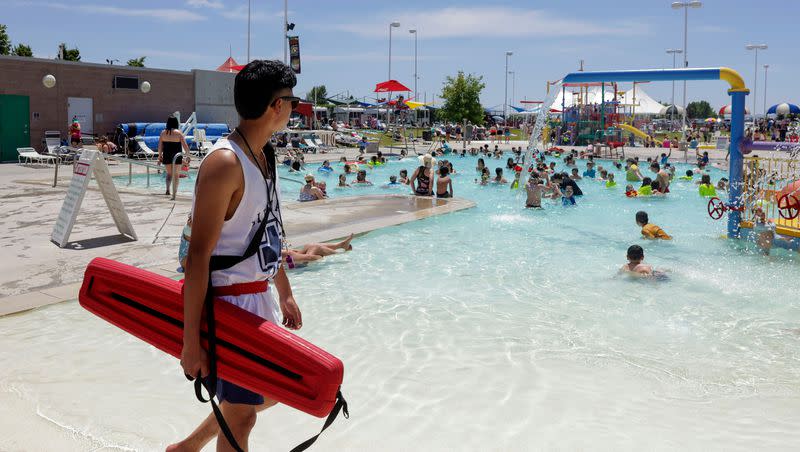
[
  {"xmin": 704, "ymin": 117, "xmax": 717, "ymax": 123},
  {"xmin": 374, "ymin": 80, "xmax": 411, "ymax": 93},
  {"xmin": 216, "ymin": 57, "xmax": 240, "ymax": 72},
  {"xmin": 767, "ymin": 103, "xmax": 800, "ymax": 115},
  {"xmin": 719, "ymin": 105, "xmax": 750, "ymax": 116}
]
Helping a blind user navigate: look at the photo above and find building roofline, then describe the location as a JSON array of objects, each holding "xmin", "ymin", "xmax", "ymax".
[{"xmin": 0, "ymin": 54, "xmax": 193, "ymax": 75}]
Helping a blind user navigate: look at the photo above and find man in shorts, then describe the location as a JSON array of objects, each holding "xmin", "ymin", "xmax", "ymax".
[{"xmin": 171, "ymin": 60, "xmax": 303, "ymax": 452}]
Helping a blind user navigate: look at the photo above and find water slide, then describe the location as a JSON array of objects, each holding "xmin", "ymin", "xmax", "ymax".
[{"xmin": 618, "ymin": 124, "xmax": 652, "ymax": 141}]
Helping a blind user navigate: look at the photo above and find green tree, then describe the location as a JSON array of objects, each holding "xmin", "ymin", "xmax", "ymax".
[
  {"xmin": 12, "ymin": 43, "xmax": 32, "ymax": 57},
  {"xmin": 126, "ymin": 56, "xmax": 146, "ymax": 67},
  {"xmin": 59, "ymin": 43, "xmax": 81, "ymax": 61},
  {"xmin": 686, "ymin": 100, "xmax": 715, "ymax": 119},
  {"xmin": 439, "ymin": 71, "xmax": 486, "ymax": 125},
  {"xmin": 306, "ymin": 85, "xmax": 328, "ymax": 104},
  {"xmin": 0, "ymin": 24, "xmax": 10, "ymax": 55}
]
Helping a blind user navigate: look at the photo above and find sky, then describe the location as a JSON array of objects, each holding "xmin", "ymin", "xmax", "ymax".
[{"xmin": 3, "ymin": 0, "xmax": 798, "ymax": 114}]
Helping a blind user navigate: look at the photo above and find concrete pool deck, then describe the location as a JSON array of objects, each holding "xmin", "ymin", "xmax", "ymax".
[{"xmin": 0, "ymin": 162, "xmax": 474, "ymax": 316}]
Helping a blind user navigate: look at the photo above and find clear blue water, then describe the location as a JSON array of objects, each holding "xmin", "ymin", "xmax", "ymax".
[{"xmin": 4, "ymin": 154, "xmax": 799, "ymax": 450}]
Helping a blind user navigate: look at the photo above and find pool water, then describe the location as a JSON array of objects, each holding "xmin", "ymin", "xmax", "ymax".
[{"xmin": 5, "ymin": 154, "xmax": 800, "ymax": 451}]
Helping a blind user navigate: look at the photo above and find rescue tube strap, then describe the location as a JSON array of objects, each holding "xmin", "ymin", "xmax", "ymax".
[{"xmin": 290, "ymin": 390, "xmax": 349, "ymax": 452}]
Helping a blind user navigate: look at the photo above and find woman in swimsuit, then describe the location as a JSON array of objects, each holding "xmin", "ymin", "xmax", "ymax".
[
  {"xmin": 411, "ymin": 153, "xmax": 435, "ymax": 196},
  {"xmin": 158, "ymin": 115, "xmax": 190, "ymax": 196},
  {"xmin": 436, "ymin": 166, "xmax": 453, "ymax": 198},
  {"xmin": 298, "ymin": 174, "xmax": 325, "ymax": 201}
]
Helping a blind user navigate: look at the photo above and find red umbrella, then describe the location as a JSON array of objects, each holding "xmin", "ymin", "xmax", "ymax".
[
  {"xmin": 719, "ymin": 105, "xmax": 750, "ymax": 116},
  {"xmin": 216, "ymin": 57, "xmax": 240, "ymax": 72},
  {"xmin": 374, "ymin": 80, "xmax": 411, "ymax": 93}
]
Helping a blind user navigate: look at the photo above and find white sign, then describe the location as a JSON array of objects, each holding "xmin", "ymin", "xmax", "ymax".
[{"xmin": 51, "ymin": 150, "xmax": 137, "ymax": 247}]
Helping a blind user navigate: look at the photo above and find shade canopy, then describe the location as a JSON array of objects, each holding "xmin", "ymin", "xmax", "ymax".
[
  {"xmin": 374, "ymin": 80, "xmax": 411, "ymax": 93},
  {"xmin": 617, "ymin": 87, "xmax": 666, "ymax": 115},
  {"xmin": 216, "ymin": 57, "xmax": 241, "ymax": 72},
  {"xmin": 766, "ymin": 103, "xmax": 800, "ymax": 115},
  {"xmin": 719, "ymin": 105, "xmax": 750, "ymax": 116},
  {"xmin": 659, "ymin": 104, "xmax": 685, "ymax": 116}
]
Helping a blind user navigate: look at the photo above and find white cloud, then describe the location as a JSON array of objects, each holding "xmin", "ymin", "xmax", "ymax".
[
  {"xmin": 333, "ymin": 7, "xmax": 647, "ymax": 39},
  {"xmin": 16, "ymin": 1, "xmax": 207, "ymax": 22},
  {"xmin": 187, "ymin": 0, "xmax": 224, "ymax": 9}
]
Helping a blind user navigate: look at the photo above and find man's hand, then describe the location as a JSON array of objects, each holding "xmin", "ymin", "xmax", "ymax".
[
  {"xmin": 280, "ymin": 295, "xmax": 303, "ymax": 330},
  {"xmin": 180, "ymin": 340, "xmax": 209, "ymax": 379}
]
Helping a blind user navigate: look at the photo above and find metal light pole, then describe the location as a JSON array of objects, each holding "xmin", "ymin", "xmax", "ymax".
[
  {"xmin": 247, "ymin": 0, "xmax": 251, "ymax": 61},
  {"xmin": 665, "ymin": 48, "xmax": 683, "ymax": 106},
  {"xmin": 746, "ymin": 44, "xmax": 767, "ymax": 118},
  {"xmin": 388, "ymin": 21, "xmax": 400, "ymax": 80},
  {"xmin": 504, "ymin": 51, "xmax": 512, "ymax": 123},
  {"xmin": 508, "ymin": 71, "xmax": 515, "ymax": 107},
  {"xmin": 409, "ymin": 29, "xmax": 417, "ymax": 99},
  {"xmin": 671, "ymin": 1, "xmax": 701, "ymax": 135},
  {"xmin": 763, "ymin": 64, "xmax": 769, "ymax": 116},
  {"xmin": 283, "ymin": 0, "xmax": 288, "ymax": 64}
]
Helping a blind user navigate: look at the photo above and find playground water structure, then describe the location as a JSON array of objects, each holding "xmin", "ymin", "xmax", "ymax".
[
  {"xmin": 4, "ymin": 153, "xmax": 800, "ymax": 450},
  {"xmin": 524, "ymin": 67, "xmax": 800, "ymax": 250}
]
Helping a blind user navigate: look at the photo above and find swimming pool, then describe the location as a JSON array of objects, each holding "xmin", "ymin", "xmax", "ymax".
[{"xmin": 4, "ymin": 154, "xmax": 800, "ymax": 450}]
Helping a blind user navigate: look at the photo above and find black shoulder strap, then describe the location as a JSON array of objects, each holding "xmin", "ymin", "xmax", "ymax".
[{"xmin": 208, "ymin": 214, "xmax": 270, "ymax": 271}]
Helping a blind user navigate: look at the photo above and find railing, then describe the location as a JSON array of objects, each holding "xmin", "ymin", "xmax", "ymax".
[{"xmin": 104, "ymin": 152, "xmax": 189, "ymax": 200}]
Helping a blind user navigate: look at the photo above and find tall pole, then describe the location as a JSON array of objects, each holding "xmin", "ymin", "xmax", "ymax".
[
  {"xmin": 409, "ymin": 29, "xmax": 418, "ymax": 99},
  {"xmin": 388, "ymin": 22, "xmax": 400, "ymax": 80},
  {"xmin": 504, "ymin": 51, "xmax": 512, "ymax": 123},
  {"xmin": 763, "ymin": 64, "xmax": 769, "ymax": 116},
  {"xmin": 246, "ymin": 0, "xmax": 251, "ymax": 61},
  {"xmin": 666, "ymin": 49, "xmax": 682, "ymax": 106},
  {"xmin": 746, "ymin": 44, "xmax": 767, "ymax": 118},
  {"xmin": 283, "ymin": 0, "xmax": 288, "ymax": 64},
  {"xmin": 509, "ymin": 71, "xmax": 516, "ymax": 107},
  {"xmin": 672, "ymin": 1, "xmax": 702, "ymax": 137}
]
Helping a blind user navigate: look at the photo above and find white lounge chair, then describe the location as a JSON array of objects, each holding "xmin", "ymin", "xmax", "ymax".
[
  {"xmin": 134, "ymin": 136, "xmax": 158, "ymax": 160},
  {"xmin": 17, "ymin": 147, "xmax": 60, "ymax": 166}
]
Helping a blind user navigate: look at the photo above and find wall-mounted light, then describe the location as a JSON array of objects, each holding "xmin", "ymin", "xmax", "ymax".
[
  {"xmin": 42, "ymin": 74, "xmax": 56, "ymax": 88},
  {"xmin": 141, "ymin": 81, "xmax": 151, "ymax": 93}
]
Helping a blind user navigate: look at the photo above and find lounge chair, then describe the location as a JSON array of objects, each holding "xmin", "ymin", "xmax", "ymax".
[
  {"xmin": 133, "ymin": 136, "xmax": 158, "ymax": 160},
  {"xmin": 17, "ymin": 147, "xmax": 60, "ymax": 166}
]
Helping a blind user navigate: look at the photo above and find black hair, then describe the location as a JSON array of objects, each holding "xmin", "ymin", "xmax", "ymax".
[
  {"xmin": 686, "ymin": 170, "xmax": 693, "ymax": 177},
  {"xmin": 701, "ymin": 174, "xmax": 711, "ymax": 184},
  {"xmin": 495, "ymin": 167, "xmax": 503, "ymax": 175},
  {"xmin": 400, "ymin": 169, "xmax": 408, "ymax": 176},
  {"xmin": 651, "ymin": 180, "xmax": 661, "ymax": 191},
  {"xmin": 439, "ymin": 166, "xmax": 449, "ymax": 177},
  {"xmin": 234, "ymin": 59, "xmax": 297, "ymax": 120},
  {"xmin": 166, "ymin": 115, "xmax": 179, "ymax": 133},
  {"xmin": 627, "ymin": 244, "xmax": 644, "ymax": 260},
  {"xmin": 641, "ymin": 177, "xmax": 652, "ymax": 186},
  {"xmin": 650, "ymin": 162, "xmax": 660, "ymax": 170}
]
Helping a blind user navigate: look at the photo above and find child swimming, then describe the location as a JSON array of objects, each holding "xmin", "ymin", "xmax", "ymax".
[
  {"xmin": 636, "ymin": 211, "xmax": 672, "ymax": 240},
  {"xmin": 606, "ymin": 172, "xmax": 617, "ymax": 188},
  {"xmin": 625, "ymin": 184, "xmax": 638, "ymax": 197},
  {"xmin": 525, "ymin": 174, "xmax": 547, "ymax": 208},
  {"xmin": 620, "ymin": 244, "xmax": 663, "ymax": 278},
  {"xmin": 698, "ymin": 174, "xmax": 717, "ymax": 197},
  {"xmin": 562, "ymin": 185, "xmax": 576, "ymax": 206}
]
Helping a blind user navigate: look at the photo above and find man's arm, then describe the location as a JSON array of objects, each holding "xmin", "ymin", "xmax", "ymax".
[
  {"xmin": 273, "ymin": 266, "xmax": 302, "ymax": 330},
  {"xmin": 181, "ymin": 150, "xmax": 241, "ymax": 378}
]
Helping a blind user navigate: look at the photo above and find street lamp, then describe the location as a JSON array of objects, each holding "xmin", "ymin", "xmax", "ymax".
[
  {"xmin": 665, "ymin": 49, "xmax": 683, "ymax": 106},
  {"xmin": 746, "ymin": 44, "xmax": 767, "ymax": 118},
  {"xmin": 763, "ymin": 64, "xmax": 769, "ymax": 116},
  {"xmin": 388, "ymin": 21, "xmax": 400, "ymax": 80},
  {"xmin": 409, "ymin": 29, "xmax": 418, "ymax": 99},
  {"xmin": 671, "ymin": 1, "xmax": 702, "ymax": 136},
  {"xmin": 504, "ymin": 51, "xmax": 513, "ymax": 123},
  {"xmin": 508, "ymin": 71, "xmax": 515, "ymax": 107}
]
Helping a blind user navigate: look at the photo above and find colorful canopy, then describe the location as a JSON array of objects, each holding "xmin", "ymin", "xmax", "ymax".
[
  {"xmin": 767, "ymin": 103, "xmax": 800, "ymax": 115},
  {"xmin": 404, "ymin": 101, "xmax": 427, "ymax": 110},
  {"xmin": 216, "ymin": 57, "xmax": 240, "ymax": 72},
  {"xmin": 719, "ymin": 105, "xmax": 750, "ymax": 116},
  {"xmin": 374, "ymin": 80, "xmax": 411, "ymax": 93}
]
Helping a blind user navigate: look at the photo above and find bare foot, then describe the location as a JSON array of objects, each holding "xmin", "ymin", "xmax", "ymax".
[{"xmin": 340, "ymin": 233, "xmax": 354, "ymax": 251}]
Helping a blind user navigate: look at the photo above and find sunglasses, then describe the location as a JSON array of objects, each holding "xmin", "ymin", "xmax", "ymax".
[{"xmin": 274, "ymin": 95, "xmax": 301, "ymax": 109}]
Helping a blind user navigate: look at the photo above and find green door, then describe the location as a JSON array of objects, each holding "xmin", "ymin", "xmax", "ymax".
[{"xmin": 0, "ymin": 95, "xmax": 31, "ymax": 163}]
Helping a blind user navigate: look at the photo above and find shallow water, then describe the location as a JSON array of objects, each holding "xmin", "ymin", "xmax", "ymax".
[{"xmin": 5, "ymin": 154, "xmax": 800, "ymax": 451}]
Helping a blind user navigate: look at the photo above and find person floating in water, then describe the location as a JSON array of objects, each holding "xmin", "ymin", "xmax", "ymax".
[
  {"xmin": 636, "ymin": 211, "xmax": 672, "ymax": 240},
  {"xmin": 620, "ymin": 245, "xmax": 653, "ymax": 277},
  {"xmin": 561, "ymin": 185, "xmax": 577, "ymax": 206},
  {"xmin": 283, "ymin": 234, "xmax": 355, "ymax": 267}
]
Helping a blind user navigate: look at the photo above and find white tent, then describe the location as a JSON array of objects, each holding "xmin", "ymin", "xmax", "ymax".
[
  {"xmin": 617, "ymin": 87, "xmax": 666, "ymax": 115},
  {"xmin": 551, "ymin": 85, "xmax": 617, "ymax": 109}
]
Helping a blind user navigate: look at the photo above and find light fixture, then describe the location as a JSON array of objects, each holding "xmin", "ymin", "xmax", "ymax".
[
  {"xmin": 42, "ymin": 74, "xmax": 56, "ymax": 88},
  {"xmin": 390, "ymin": 22, "xmax": 400, "ymax": 27},
  {"xmin": 141, "ymin": 81, "xmax": 151, "ymax": 94},
  {"xmin": 745, "ymin": 44, "xmax": 768, "ymax": 50}
]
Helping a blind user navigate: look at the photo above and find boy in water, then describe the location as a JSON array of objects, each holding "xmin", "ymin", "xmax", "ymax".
[
  {"xmin": 620, "ymin": 245, "xmax": 654, "ymax": 277},
  {"xmin": 525, "ymin": 174, "xmax": 547, "ymax": 208},
  {"xmin": 636, "ymin": 211, "xmax": 672, "ymax": 240},
  {"xmin": 173, "ymin": 60, "xmax": 303, "ymax": 452}
]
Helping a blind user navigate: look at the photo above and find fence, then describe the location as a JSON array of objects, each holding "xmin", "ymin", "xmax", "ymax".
[{"xmin": 740, "ymin": 156, "xmax": 800, "ymax": 238}]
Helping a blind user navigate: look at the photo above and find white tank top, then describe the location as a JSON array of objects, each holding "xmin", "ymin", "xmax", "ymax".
[{"xmin": 191, "ymin": 137, "xmax": 284, "ymax": 322}]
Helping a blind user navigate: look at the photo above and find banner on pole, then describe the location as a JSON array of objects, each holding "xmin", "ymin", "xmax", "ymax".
[{"xmin": 288, "ymin": 36, "xmax": 301, "ymax": 74}]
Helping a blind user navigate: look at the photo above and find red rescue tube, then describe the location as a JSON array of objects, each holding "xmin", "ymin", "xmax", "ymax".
[{"xmin": 79, "ymin": 257, "xmax": 344, "ymax": 418}]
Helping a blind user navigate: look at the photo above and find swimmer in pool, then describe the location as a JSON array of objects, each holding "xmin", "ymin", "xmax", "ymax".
[
  {"xmin": 525, "ymin": 174, "xmax": 547, "ymax": 208},
  {"xmin": 636, "ymin": 211, "xmax": 672, "ymax": 240},
  {"xmin": 283, "ymin": 234, "xmax": 355, "ymax": 266},
  {"xmin": 620, "ymin": 244, "xmax": 654, "ymax": 277}
]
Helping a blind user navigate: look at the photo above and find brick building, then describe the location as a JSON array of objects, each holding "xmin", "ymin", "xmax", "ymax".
[{"xmin": 0, "ymin": 55, "xmax": 236, "ymax": 162}]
